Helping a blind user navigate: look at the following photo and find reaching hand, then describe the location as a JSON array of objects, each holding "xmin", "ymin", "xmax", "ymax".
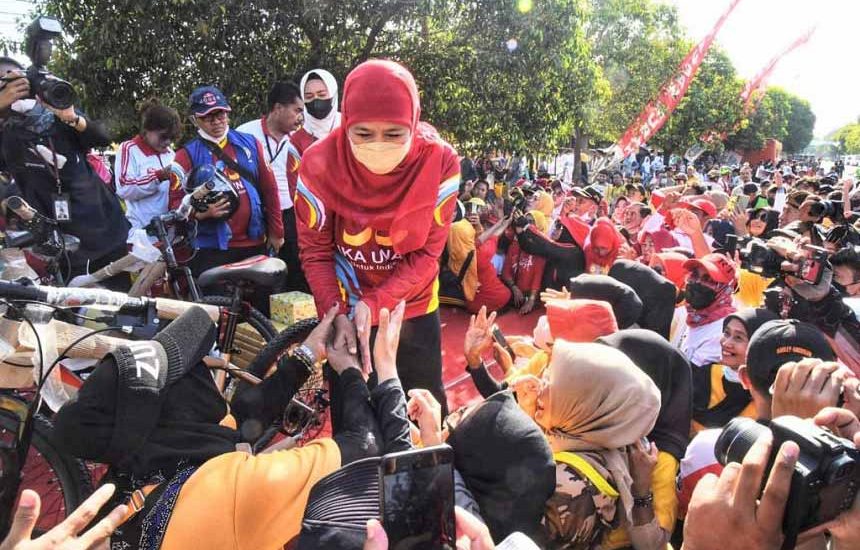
[
  {"xmin": 518, "ymin": 294, "xmax": 537, "ymax": 315},
  {"xmin": 464, "ymin": 306, "xmax": 496, "ymax": 368},
  {"xmin": 0, "ymin": 484, "xmax": 127, "ymax": 550},
  {"xmin": 268, "ymin": 234, "xmax": 285, "ymax": 253},
  {"xmin": 333, "ymin": 313, "xmax": 358, "ymax": 359},
  {"xmin": 302, "ymin": 303, "xmax": 340, "ymax": 362},
  {"xmin": 197, "ymin": 198, "xmax": 232, "ymax": 220},
  {"xmin": 540, "ymin": 286, "xmax": 570, "ymax": 304},
  {"xmin": 354, "ymin": 300, "xmax": 373, "ymax": 373},
  {"xmin": 373, "ymin": 301, "xmax": 405, "ymax": 383},
  {"xmin": 683, "ymin": 433, "xmax": 798, "ymax": 550},
  {"xmin": 771, "ymin": 358, "xmax": 855, "ymax": 419},
  {"xmin": 805, "ymin": 408, "xmax": 860, "ymax": 549},
  {"xmin": 672, "ymin": 208, "xmax": 703, "ymax": 237},
  {"xmin": 407, "ymin": 389, "xmax": 443, "ymax": 446},
  {"xmin": 363, "ymin": 508, "xmax": 495, "ymax": 550}
]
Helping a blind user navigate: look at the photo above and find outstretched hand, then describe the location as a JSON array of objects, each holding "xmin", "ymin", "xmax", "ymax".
[
  {"xmin": 374, "ymin": 301, "xmax": 405, "ymax": 383},
  {"xmin": 464, "ymin": 306, "xmax": 496, "ymax": 368},
  {"xmin": 0, "ymin": 484, "xmax": 127, "ymax": 550},
  {"xmin": 302, "ymin": 303, "xmax": 340, "ymax": 363}
]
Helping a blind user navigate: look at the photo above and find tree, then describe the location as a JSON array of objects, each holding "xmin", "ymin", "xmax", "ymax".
[
  {"xmin": 651, "ymin": 47, "xmax": 744, "ymax": 156},
  {"xmin": 833, "ymin": 123, "xmax": 860, "ymax": 155},
  {"xmin": 783, "ymin": 94, "xmax": 815, "ymax": 153}
]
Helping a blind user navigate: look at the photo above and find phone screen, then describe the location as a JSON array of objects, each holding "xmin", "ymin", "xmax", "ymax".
[
  {"xmin": 736, "ymin": 195, "xmax": 750, "ymax": 213},
  {"xmin": 381, "ymin": 447, "xmax": 455, "ymax": 549}
]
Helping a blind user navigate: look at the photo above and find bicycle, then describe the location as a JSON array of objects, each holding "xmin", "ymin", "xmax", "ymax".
[{"xmin": 0, "ymin": 280, "xmax": 325, "ymax": 534}]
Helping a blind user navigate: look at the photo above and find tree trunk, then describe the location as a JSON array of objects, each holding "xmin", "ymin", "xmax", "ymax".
[{"xmin": 573, "ymin": 126, "xmax": 588, "ymax": 184}]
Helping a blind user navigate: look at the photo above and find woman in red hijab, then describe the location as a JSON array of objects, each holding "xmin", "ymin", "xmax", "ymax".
[
  {"xmin": 296, "ymin": 60, "xmax": 460, "ymax": 415},
  {"xmin": 584, "ymin": 217, "xmax": 622, "ymax": 274}
]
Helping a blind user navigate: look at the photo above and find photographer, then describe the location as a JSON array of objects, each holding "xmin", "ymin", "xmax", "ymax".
[
  {"xmin": 168, "ymin": 85, "xmax": 284, "ymax": 276},
  {"xmin": 0, "ymin": 30, "xmax": 131, "ymax": 289}
]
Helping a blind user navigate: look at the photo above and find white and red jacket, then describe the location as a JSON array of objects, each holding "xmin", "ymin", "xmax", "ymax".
[{"xmin": 114, "ymin": 135, "xmax": 174, "ymax": 230}]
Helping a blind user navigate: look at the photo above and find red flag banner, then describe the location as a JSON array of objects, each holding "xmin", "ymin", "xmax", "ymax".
[
  {"xmin": 615, "ymin": 0, "xmax": 742, "ymax": 157},
  {"xmin": 740, "ymin": 26, "xmax": 815, "ymax": 110},
  {"xmin": 699, "ymin": 27, "xmax": 815, "ymax": 144}
]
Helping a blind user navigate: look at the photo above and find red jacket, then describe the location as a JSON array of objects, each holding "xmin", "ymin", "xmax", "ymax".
[{"xmin": 295, "ymin": 158, "xmax": 460, "ymax": 324}]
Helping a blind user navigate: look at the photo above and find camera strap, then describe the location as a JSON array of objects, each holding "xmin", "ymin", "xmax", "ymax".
[
  {"xmin": 200, "ymin": 139, "xmax": 262, "ymax": 198},
  {"xmin": 46, "ymin": 137, "xmax": 70, "ymax": 222}
]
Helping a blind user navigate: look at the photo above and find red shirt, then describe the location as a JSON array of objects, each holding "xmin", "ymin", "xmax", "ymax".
[
  {"xmin": 466, "ymin": 236, "xmax": 511, "ymax": 314},
  {"xmin": 169, "ymin": 139, "xmax": 283, "ymax": 248},
  {"xmin": 295, "ymin": 157, "xmax": 460, "ymax": 324},
  {"xmin": 503, "ymin": 240, "xmax": 546, "ymax": 293}
]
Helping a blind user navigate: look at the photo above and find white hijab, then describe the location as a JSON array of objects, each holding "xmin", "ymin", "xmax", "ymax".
[{"xmin": 299, "ymin": 68, "xmax": 342, "ymax": 140}]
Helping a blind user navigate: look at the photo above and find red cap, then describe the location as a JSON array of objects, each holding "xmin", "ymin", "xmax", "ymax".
[
  {"xmin": 547, "ymin": 299, "xmax": 618, "ymax": 342},
  {"xmin": 680, "ymin": 198, "xmax": 717, "ymax": 219},
  {"xmin": 683, "ymin": 253, "xmax": 737, "ymax": 284}
]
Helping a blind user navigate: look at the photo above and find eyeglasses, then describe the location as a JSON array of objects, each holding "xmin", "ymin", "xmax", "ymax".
[
  {"xmin": 198, "ymin": 110, "xmax": 228, "ymax": 123},
  {"xmin": 755, "ymin": 212, "xmax": 769, "ymax": 222}
]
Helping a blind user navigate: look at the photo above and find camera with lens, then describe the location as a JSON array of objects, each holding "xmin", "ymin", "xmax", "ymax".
[
  {"xmin": 732, "ymin": 235, "xmax": 829, "ymax": 286},
  {"xmin": 716, "ymin": 416, "xmax": 860, "ymax": 547},
  {"xmin": 808, "ymin": 200, "xmax": 844, "ymax": 221},
  {"xmin": 21, "ymin": 16, "xmax": 77, "ymax": 110},
  {"xmin": 184, "ymin": 164, "xmax": 239, "ymax": 220}
]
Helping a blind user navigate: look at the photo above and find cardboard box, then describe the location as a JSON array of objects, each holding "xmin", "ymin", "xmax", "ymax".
[{"xmin": 269, "ymin": 292, "xmax": 317, "ymax": 325}]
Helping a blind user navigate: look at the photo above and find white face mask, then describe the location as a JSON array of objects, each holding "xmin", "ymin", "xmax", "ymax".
[
  {"xmin": 723, "ymin": 365, "xmax": 742, "ymax": 384},
  {"xmin": 197, "ymin": 126, "xmax": 229, "ymax": 143},
  {"xmin": 349, "ymin": 137, "xmax": 411, "ymax": 175}
]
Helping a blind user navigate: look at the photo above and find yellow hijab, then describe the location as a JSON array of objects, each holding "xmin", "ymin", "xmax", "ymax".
[
  {"xmin": 528, "ymin": 210, "xmax": 549, "ymax": 234},
  {"xmin": 533, "ymin": 191, "xmax": 554, "ymax": 218},
  {"xmin": 447, "ymin": 219, "xmax": 479, "ymax": 301}
]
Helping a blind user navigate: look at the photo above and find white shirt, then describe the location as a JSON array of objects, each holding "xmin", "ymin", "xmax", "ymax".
[
  {"xmin": 114, "ymin": 136, "xmax": 174, "ymax": 230},
  {"xmin": 236, "ymin": 117, "xmax": 295, "ymax": 210},
  {"xmin": 680, "ymin": 317, "xmax": 723, "ymax": 367}
]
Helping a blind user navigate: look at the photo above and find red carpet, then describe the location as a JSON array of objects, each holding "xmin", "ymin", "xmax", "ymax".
[{"xmin": 439, "ymin": 305, "xmax": 544, "ymax": 411}]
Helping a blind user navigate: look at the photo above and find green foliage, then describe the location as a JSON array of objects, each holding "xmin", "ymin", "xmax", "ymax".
[
  {"xmin": 651, "ymin": 47, "xmax": 744, "ymax": 154},
  {"xmin": 3, "ymin": 0, "xmax": 813, "ymax": 157},
  {"xmin": 833, "ymin": 123, "xmax": 860, "ymax": 155},
  {"xmin": 725, "ymin": 86, "xmax": 815, "ymax": 153}
]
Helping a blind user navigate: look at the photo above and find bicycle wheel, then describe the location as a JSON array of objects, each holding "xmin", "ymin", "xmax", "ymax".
[
  {"xmin": 0, "ymin": 411, "xmax": 92, "ymax": 533},
  {"xmin": 201, "ymin": 295, "xmax": 277, "ymax": 342},
  {"xmin": 243, "ymin": 318, "xmax": 328, "ymax": 444}
]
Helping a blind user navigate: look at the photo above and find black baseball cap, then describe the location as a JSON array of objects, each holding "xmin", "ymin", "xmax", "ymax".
[
  {"xmin": 746, "ymin": 319, "xmax": 836, "ymax": 394},
  {"xmin": 572, "ymin": 185, "xmax": 603, "ymax": 204}
]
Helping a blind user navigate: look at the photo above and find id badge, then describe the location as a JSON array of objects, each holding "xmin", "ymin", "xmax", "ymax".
[{"xmin": 52, "ymin": 193, "xmax": 71, "ymax": 222}]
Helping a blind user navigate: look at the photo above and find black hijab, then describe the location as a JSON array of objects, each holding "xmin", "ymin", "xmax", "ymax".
[
  {"xmin": 597, "ymin": 329, "xmax": 692, "ymax": 461},
  {"xmin": 609, "ymin": 259, "xmax": 676, "ymax": 339},
  {"xmin": 53, "ymin": 307, "xmax": 238, "ymax": 480},
  {"xmin": 568, "ymin": 273, "xmax": 643, "ymax": 329},
  {"xmin": 690, "ymin": 308, "xmax": 778, "ymax": 428},
  {"xmin": 447, "ymin": 391, "xmax": 556, "ymax": 543}
]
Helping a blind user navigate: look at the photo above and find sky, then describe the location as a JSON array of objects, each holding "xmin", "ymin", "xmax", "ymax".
[
  {"xmin": 0, "ymin": 0, "xmax": 855, "ymax": 137},
  {"xmin": 670, "ymin": 0, "xmax": 860, "ymax": 137}
]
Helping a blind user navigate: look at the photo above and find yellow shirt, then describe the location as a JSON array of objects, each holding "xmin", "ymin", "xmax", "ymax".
[
  {"xmin": 161, "ymin": 439, "xmax": 341, "ymax": 550},
  {"xmin": 735, "ymin": 269, "xmax": 774, "ymax": 309},
  {"xmin": 691, "ymin": 365, "xmax": 757, "ymax": 435},
  {"xmin": 602, "ymin": 451, "xmax": 679, "ymax": 550}
]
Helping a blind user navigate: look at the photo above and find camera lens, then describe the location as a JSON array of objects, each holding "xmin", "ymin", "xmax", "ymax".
[
  {"xmin": 42, "ymin": 80, "xmax": 76, "ymax": 110},
  {"xmin": 715, "ymin": 417, "xmax": 771, "ymax": 466}
]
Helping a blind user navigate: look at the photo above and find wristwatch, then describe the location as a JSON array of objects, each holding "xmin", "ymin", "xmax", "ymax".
[
  {"xmin": 290, "ymin": 344, "xmax": 317, "ymax": 375},
  {"xmin": 633, "ymin": 492, "xmax": 654, "ymax": 508}
]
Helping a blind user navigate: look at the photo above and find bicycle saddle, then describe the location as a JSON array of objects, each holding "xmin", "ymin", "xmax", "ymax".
[{"xmin": 197, "ymin": 255, "xmax": 286, "ymax": 289}]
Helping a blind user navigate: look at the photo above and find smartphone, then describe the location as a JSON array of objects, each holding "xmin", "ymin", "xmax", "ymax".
[
  {"xmin": 380, "ymin": 445, "xmax": 455, "ymax": 549},
  {"xmin": 724, "ymin": 233, "xmax": 738, "ymax": 256},
  {"xmin": 492, "ymin": 326, "xmax": 516, "ymax": 359}
]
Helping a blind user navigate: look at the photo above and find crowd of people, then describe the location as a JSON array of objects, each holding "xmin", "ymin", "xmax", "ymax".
[{"xmin": 0, "ymin": 47, "xmax": 858, "ymax": 550}]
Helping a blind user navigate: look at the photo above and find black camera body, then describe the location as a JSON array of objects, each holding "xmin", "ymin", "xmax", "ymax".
[
  {"xmin": 738, "ymin": 238, "xmax": 784, "ymax": 279},
  {"xmin": 716, "ymin": 416, "xmax": 860, "ymax": 548},
  {"xmin": 808, "ymin": 200, "xmax": 844, "ymax": 221},
  {"xmin": 732, "ymin": 235, "xmax": 829, "ymax": 285},
  {"xmin": 23, "ymin": 16, "xmax": 76, "ymax": 110}
]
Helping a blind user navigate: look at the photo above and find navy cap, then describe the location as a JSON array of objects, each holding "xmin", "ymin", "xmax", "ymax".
[{"xmin": 189, "ymin": 85, "xmax": 231, "ymax": 116}]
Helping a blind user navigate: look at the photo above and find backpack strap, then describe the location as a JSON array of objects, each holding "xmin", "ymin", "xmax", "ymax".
[
  {"xmin": 553, "ymin": 451, "xmax": 619, "ymax": 498},
  {"xmin": 456, "ymin": 250, "xmax": 475, "ymax": 283}
]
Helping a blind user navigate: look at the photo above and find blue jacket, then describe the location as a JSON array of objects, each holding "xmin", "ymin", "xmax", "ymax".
[{"xmin": 185, "ymin": 130, "xmax": 265, "ymax": 250}]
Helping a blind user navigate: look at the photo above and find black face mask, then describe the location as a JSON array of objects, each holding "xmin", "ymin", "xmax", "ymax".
[
  {"xmin": 305, "ymin": 97, "xmax": 333, "ymax": 120},
  {"xmin": 685, "ymin": 281, "xmax": 718, "ymax": 310}
]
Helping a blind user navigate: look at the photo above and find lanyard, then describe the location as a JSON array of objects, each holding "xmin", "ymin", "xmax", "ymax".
[
  {"xmin": 264, "ymin": 134, "xmax": 287, "ymax": 164},
  {"xmin": 46, "ymin": 136, "xmax": 62, "ymax": 194}
]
